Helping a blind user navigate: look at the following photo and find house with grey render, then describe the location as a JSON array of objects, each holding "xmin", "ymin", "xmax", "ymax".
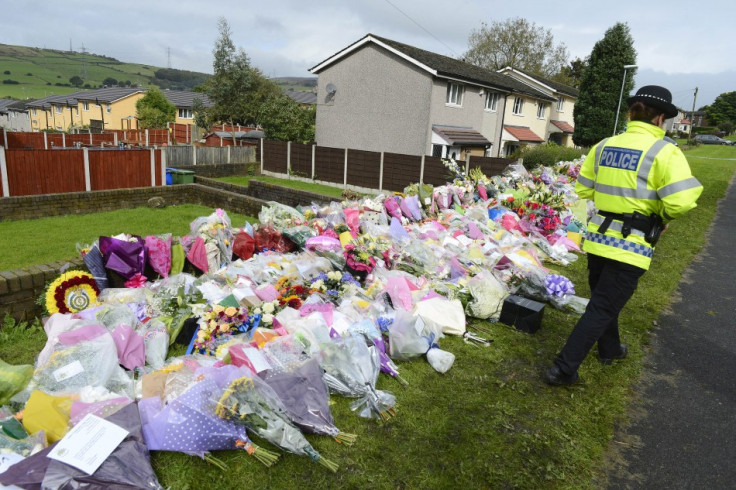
[
  {"xmin": 309, "ymin": 34, "xmax": 553, "ymax": 159},
  {"xmin": 0, "ymin": 99, "xmax": 31, "ymax": 131}
]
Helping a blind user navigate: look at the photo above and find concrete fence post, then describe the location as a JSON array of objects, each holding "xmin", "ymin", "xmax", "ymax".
[
  {"xmin": 2, "ymin": 127, "xmax": 7, "ymax": 148},
  {"xmin": 287, "ymin": 141, "xmax": 292, "ymax": 177},
  {"xmin": 83, "ymin": 148, "xmax": 91, "ymax": 192},
  {"xmin": 62, "ymin": 133, "xmax": 66, "ymax": 148},
  {"xmin": 343, "ymin": 148, "xmax": 348, "ymax": 188},
  {"xmin": 420, "ymin": 155, "xmax": 425, "ymax": 184},
  {"xmin": 160, "ymin": 149, "xmax": 167, "ymax": 186},
  {"xmin": 227, "ymin": 145, "xmax": 231, "ymax": 164},
  {"xmin": 44, "ymin": 132, "xmax": 48, "ymax": 150},
  {"xmin": 0, "ymin": 146, "xmax": 9, "ymax": 197},
  {"xmin": 465, "ymin": 153, "xmax": 470, "ymax": 175},
  {"xmin": 192, "ymin": 145, "xmax": 197, "ymax": 166},
  {"xmin": 113, "ymin": 132, "xmax": 118, "ymax": 146},
  {"xmin": 311, "ymin": 144, "xmax": 316, "ymax": 180},
  {"xmin": 150, "ymin": 149, "xmax": 156, "ymax": 187},
  {"xmin": 379, "ymin": 152, "xmax": 384, "ymax": 192}
]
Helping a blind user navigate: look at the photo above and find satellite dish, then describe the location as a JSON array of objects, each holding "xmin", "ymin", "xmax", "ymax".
[{"xmin": 326, "ymin": 83, "xmax": 337, "ymax": 95}]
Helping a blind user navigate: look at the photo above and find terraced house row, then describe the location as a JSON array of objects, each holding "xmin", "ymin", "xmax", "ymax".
[{"xmin": 16, "ymin": 87, "xmax": 211, "ymax": 132}]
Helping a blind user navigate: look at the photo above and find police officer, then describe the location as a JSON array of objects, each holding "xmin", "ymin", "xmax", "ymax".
[{"xmin": 545, "ymin": 85, "xmax": 703, "ymax": 385}]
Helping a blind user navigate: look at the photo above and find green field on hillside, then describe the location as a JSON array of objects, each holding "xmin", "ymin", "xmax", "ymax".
[{"xmin": 0, "ymin": 43, "xmax": 315, "ymax": 101}]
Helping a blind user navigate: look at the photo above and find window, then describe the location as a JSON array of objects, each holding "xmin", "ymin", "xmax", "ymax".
[
  {"xmin": 106, "ymin": 104, "xmax": 111, "ymax": 113},
  {"xmin": 178, "ymin": 108, "xmax": 193, "ymax": 119},
  {"xmin": 556, "ymin": 96, "xmax": 564, "ymax": 111},
  {"xmin": 446, "ymin": 82, "xmax": 464, "ymax": 106},
  {"xmin": 55, "ymin": 105, "xmax": 62, "ymax": 114},
  {"xmin": 537, "ymin": 102, "xmax": 546, "ymax": 119},
  {"xmin": 82, "ymin": 102, "xmax": 89, "ymax": 111},
  {"xmin": 484, "ymin": 92, "xmax": 498, "ymax": 111},
  {"xmin": 432, "ymin": 144, "xmax": 443, "ymax": 158},
  {"xmin": 512, "ymin": 97, "xmax": 524, "ymax": 115},
  {"xmin": 32, "ymin": 108, "xmax": 37, "ymax": 116}
]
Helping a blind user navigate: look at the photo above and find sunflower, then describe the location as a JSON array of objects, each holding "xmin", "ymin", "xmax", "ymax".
[{"xmin": 44, "ymin": 270, "xmax": 100, "ymax": 315}]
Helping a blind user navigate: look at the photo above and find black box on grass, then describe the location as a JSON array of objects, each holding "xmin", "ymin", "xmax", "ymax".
[{"xmin": 500, "ymin": 295, "xmax": 545, "ymax": 334}]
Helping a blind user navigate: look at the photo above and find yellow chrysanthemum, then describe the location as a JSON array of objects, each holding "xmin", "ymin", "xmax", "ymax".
[{"xmin": 44, "ymin": 270, "xmax": 99, "ymax": 315}]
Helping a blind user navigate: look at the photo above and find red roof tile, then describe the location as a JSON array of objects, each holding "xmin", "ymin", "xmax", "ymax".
[
  {"xmin": 504, "ymin": 125, "xmax": 544, "ymax": 142},
  {"xmin": 550, "ymin": 120, "xmax": 575, "ymax": 133}
]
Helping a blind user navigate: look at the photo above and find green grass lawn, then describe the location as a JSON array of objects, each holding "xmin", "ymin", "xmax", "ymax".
[{"xmin": 0, "ymin": 146, "xmax": 733, "ymax": 488}]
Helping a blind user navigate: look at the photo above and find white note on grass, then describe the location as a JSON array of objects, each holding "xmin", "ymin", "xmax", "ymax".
[{"xmin": 47, "ymin": 414, "xmax": 128, "ymax": 475}]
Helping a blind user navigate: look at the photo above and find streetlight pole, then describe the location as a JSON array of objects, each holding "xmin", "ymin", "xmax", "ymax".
[{"xmin": 613, "ymin": 64, "xmax": 638, "ymax": 136}]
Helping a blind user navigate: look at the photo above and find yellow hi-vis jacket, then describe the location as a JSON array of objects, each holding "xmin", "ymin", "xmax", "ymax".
[{"xmin": 574, "ymin": 121, "xmax": 703, "ymax": 270}]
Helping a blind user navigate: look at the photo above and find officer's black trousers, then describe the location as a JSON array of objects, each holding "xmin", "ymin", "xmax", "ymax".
[{"xmin": 555, "ymin": 253, "xmax": 646, "ymax": 375}]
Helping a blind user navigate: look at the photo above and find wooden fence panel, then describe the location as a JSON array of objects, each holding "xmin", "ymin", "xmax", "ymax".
[
  {"xmin": 89, "ymin": 149, "xmax": 153, "ymax": 190},
  {"xmin": 382, "ymin": 152, "xmax": 421, "ymax": 192},
  {"xmin": 468, "ymin": 155, "xmax": 513, "ymax": 177},
  {"xmin": 314, "ymin": 146, "xmax": 344, "ymax": 184},
  {"xmin": 263, "ymin": 140, "xmax": 288, "ymax": 173},
  {"xmin": 422, "ymin": 156, "xmax": 449, "ymax": 186},
  {"xmin": 230, "ymin": 146, "xmax": 255, "ymax": 164},
  {"xmin": 5, "ymin": 132, "xmax": 45, "ymax": 149},
  {"xmin": 5, "ymin": 149, "xmax": 85, "ymax": 195},
  {"xmin": 165, "ymin": 146, "xmax": 193, "ymax": 166},
  {"xmin": 290, "ymin": 142, "xmax": 312, "ymax": 177},
  {"xmin": 346, "ymin": 149, "xmax": 380, "ymax": 189}
]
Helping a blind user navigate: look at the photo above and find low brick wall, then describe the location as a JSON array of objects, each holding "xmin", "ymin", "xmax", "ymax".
[
  {"xmin": 171, "ymin": 163, "xmax": 254, "ymax": 178},
  {"xmin": 245, "ymin": 180, "xmax": 333, "ymax": 207},
  {"xmin": 0, "ymin": 259, "xmax": 84, "ymax": 322}
]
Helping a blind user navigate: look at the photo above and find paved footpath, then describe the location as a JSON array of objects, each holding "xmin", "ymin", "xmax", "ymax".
[{"xmin": 608, "ymin": 172, "xmax": 736, "ymax": 488}]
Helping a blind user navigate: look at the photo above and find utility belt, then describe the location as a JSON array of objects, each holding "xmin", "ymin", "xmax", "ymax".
[{"xmin": 595, "ymin": 211, "xmax": 665, "ymax": 246}]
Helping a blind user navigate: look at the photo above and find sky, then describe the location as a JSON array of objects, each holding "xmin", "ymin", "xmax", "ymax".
[{"xmin": 3, "ymin": 0, "xmax": 734, "ymax": 109}]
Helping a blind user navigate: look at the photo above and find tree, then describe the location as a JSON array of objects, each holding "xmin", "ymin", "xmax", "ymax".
[
  {"xmin": 69, "ymin": 75, "xmax": 84, "ymax": 87},
  {"xmin": 463, "ymin": 17, "xmax": 569, "ymax": 78},
  {"xmin": 573, "ymin": 23, "xmax": 636, "ymax": 146},
  {"xmin": 135, "ymin": 86, "xmax": 176, "ymax": 128},
  {"xmin": 198, "ymin": 18, "xmax": 282, "ymax": 138},
  {"xmin": 103, "ymin": 77, "xmax": 117, "ymax": 87},
  {"xmin": 555, "ymin": 57, "xmax": 588, "ymax": 88},
  {"xmin": 256, "ymin": 95, "xmax": 315, "ymax": 144},
  {"xmin": 705, "ymin": 91, "xmax": 736, "ymax": 128}
]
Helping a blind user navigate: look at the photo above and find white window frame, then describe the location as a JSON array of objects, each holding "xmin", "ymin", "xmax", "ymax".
[
  {"xmin": 537, "ymin": 102, "xmax": 546, "ymax": 119},
  {"xmin": 556, "ymin": 96, "xmax": 564, "ymax": 112},
  {"xmin": 484, "ymin": 92, "xmax": 498, "ymax": 111},
  {"xmin": 55, "ymin": 105, "xmax": 62, "ymax": 114},
  {"xmin": 32, "ymin": 108, "xmax": 37, "ymax": 116},
  {"xmin": 512, "ymin": 97, "xmax": 524, "ymax": 115},
  {"xmin": 106, "ymin": 104, "xmax": 111, "ymax": 113},
  {"xmin": 82, "ymin": 102, "xmax": 89, "ymax": 111},
  {"xmin": 446, "ymin": 82, "xmax": 464, "ymax": 107},
  {"xmin": 178, "ymin": 108, "xmax": 193, "ymax": 119}
]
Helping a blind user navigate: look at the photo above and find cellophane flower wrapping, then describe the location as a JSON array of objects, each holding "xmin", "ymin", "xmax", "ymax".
[
  {"xmin": 99, "ymin": 234, "xmax": 147, "ymax": 280},
  {"xmin": 0, "ymin": 358, "xmax": 33, "ymax": 405},
  {"xmin": 214, "ymin": 368, "xmax": 338, "ymax": 470},
  {"xmin": 0, "ymin": 403, "xmax": 163, "ymax": 490},
  {"xmin": 261, "ymin": 357, "xmax": 344, "ymax": 439},
  {"xmin": 145, "ymin": 234, "xmax": 172, "ymax": 278},
  {"xmin": 465, "ymin": 272, "xmax": 508, "ymax": 320},
  {"xmin": 320, "ymin": 335, "xmax": 396, "ymax": 420},
  {"xmin": 77, "ymin": 241, "xmax": 109, "ymax": 291},
  {"xmin": 15, "ymin": 327, "xmax": 133, "ymax": 405}
]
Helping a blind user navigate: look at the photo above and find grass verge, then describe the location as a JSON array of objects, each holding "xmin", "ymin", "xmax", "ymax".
[
  {"xmin": 0, "ymin": 147, "xmax": 732, "ymax": 488},
  {"xmin": 214, "ymin": 175, "xmax": 350, "ymax": 199}
]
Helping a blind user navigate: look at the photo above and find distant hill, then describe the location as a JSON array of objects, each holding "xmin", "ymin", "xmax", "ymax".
[{"xmin": 0, "ymin": 43, "xmax": 315, "ymax": 101}]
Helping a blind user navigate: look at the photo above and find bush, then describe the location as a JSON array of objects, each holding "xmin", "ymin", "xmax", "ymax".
[
  {"xmin": 519, "ymin": 142, "xmax": 584, "ymax": 169},
  {"xmin": 3, "ymin": 70, "xmax": 10, "ymax": 75},
  {"xmin": 2, "ymin": 79, "xmax": 19, "ymax": 85}
]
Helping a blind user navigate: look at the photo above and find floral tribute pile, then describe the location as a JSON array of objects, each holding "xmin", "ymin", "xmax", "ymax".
[{"xmin": 0, "ymin": 158, "xmax": 591, "ymax": 485}]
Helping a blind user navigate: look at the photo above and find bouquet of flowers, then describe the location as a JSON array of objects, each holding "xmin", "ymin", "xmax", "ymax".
[
  {"xmin": 310, "ymin": 271, "xmax": 361, "ymax": 301},
  {"xmin": 194, "ymin": 305, "xmax": 249, "ymax": 355},
  {"xmin": 343, "ymin": 234, "xmax": 391, "ymax": 279},
  {"xmin": 275, "ymin": 275, "xmax": 311, "ymax": 311},
  {"xmin": 319, "ymin": 335, "xmax": 396, "ymax": 421},
  {"xmin": 215, "ymin": 374, "xmax": 339, "ymax": 471},
  {"xmin": 262, "ymin": 357, "xmax": 356, "ymax": 445}
]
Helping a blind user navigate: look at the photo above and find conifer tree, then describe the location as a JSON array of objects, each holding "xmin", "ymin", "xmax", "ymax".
[{"xmin": 573, "ymin": 23, "xmax": 636, "ymax": 146}]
